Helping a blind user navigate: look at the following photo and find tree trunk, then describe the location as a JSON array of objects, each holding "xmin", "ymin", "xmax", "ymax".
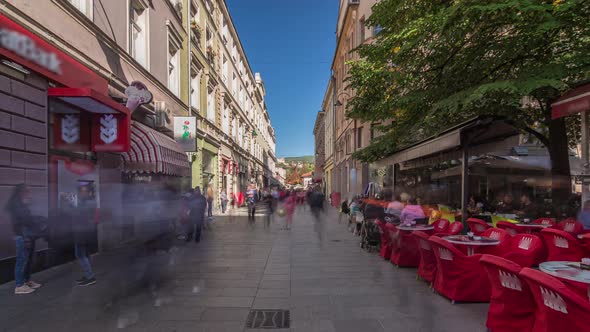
[{"xmin": 547, "ymin": 116, "xmax": 571, "ymax": 209}]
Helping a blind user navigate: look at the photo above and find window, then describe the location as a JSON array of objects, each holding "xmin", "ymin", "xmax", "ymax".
[
  {"xmin": 222, "ymin": 105, "xmax": 229, "ymax": 134},
  {"xmin": 356, "ymin": 127, "xmax": 363, "ymax": 149},
  {"xmin": 231, "ymin": 42, "xmax": 237, "ymax": 61},
  {"xmin": 168, "ymin": 42, "xmax": 180, "ymax": 96},
  {"xmin": 359, "ymin": 17, "xmax": 365, "ymax": 45},
  {"xmin": 222, "ymin": 56, "xmax": 229, "ymax": 84},
  {"xmin": 207, "ymin": 84, "xmax": 215, "ymax": 121},
  {"xmin": 232, "ymin": 116, "xmax": 237, "ymax": 140},
  {"xmin": 190, "ymin": 69, "xmax": 201, "ymax": 110},
  {"xmin": 130, "ymin": 1, "xmax": 148, "ymax": 68},
  {"xmin": 232, "ymin": 73, "xmax": 237, "ymax": 96},
  {"xmin": 68, "ymin": 0, "xmax": 93, "ymax": 18}
]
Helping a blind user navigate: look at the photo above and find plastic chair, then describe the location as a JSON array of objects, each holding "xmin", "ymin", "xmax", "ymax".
[
  {"xmin": 375, "ymin": 219, "xmax": 391, "ymax": 260},
  {"xmin": 390, "ymin": 228, "xmax": 420, "ymax": 268},
  {"xmin": 519, "ymin": 267, "xmax": 590, "ymax": 332},
  {"xmin": 540, "ymin": 228, "xmax": 585, "ymax": 262},
  {"xmin": 534, "ymin": 217, "xmax": 556, "ymax": 226},
  {"xmin": 385, "ymin": 223, "xmax": 398, "ymax": 262},
  {"xmin": 557, "ymin": 219, "xmax": 584, "ymax": 236},
  {"xmin": 467, "ymin": 218, "xmax": 492, "ymax": 236},
  {"xmin": 503, "ymin": 234, "xmax": 546, "ymax": 268},
  {"xmin": 429, "ymin": 236, "xmax": 491, "ymax": 303},
  {"xmin": 479, "ymin": 255, "xmax": 535, "ymax": 332},
  {"xmin": 497, "ymin": 221, "xmax": 521, "ymax": 236},
  {"xmin": 479, "ymin": 228, "xmax": 511, "ymax": 256},
  {"xmin": 431, "ymin": 218, "xmax": 450, "ymax": 234},
  {"xmin": 413, "ymin": 231, "xmax": 437, "ymax": 283},
  {"xmin": 447, "ymin": 221, "xmax": 464, "ymax": 235}
]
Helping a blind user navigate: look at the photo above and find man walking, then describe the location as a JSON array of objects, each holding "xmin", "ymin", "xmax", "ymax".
[
  {"xmin": 206, "ymin": 186, "xmax": 214, "ymax": 218},
  {"xmin": 187, "ymin": 187, "xmax": 207, "ymax": 243},
  {"xmin": 73, "ymin": 184, "xmax": 97, "ymax": 286},
  {"xmin": 220, "ymin": 191, "xmax": 228, "ymax": 214}
]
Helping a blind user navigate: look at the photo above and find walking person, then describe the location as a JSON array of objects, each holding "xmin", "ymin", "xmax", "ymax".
[
  {"xmin": 206, "ymin": 186, "xmax": 214, "ymax": 218},
  {"xmin": 220, "ymin": 191, "xmax": 228, "ymax": 214},
  {"xmin": 187, "ymin": 187, "xmax": 207, "ymax": 243},
  {"xmin": 284, "ymin": 193, "xmax": 296, "ymax": 230},
  {"xmin": 73, "ymin": 184, "xmax": 97, "ymax": 286},
  {"xmin": 246, "ymin": 185, "xmax": 257, "ymax": 220},
  {"xmin": 6, "ymin": 184, "xmax": 42, "ymax": 294}
]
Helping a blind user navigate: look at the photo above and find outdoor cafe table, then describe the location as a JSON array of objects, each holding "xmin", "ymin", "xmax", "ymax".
[
  {"xmin": 540, "ymin": 261, "xmax": 590, "ymax": 300},
  {"xmin": 515, "ymin": 223, "xmax": 551, "ymax": 234},
  {"xmin": 397, "ymin": 225, "xmax": 435, "ymax": 232},
  {"xmin": 443, "ymin": 235, "xmax": 500, "ymax": 256}
]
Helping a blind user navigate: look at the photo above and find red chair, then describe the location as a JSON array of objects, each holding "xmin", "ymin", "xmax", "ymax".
[
  {"xmin": 557, "ymin": 219, "xmax": 584, "ymax": 236},
  {"xmin": 467, "ymin": 218, "xmax": 491, "ymax": 235},
  {"xmin": 479, "ymin": 255, "xmax": 535, "ymax": 332},
  {"xmin": 390, "ymin": 228, "xmax": 420, "ymax": 267},
  {"xmin": 580, "ymin": 233, "xmax": 590, "ymax": 254},
  {"xmin": 497, "ymin": 221, "xmax": 521, "ymax": 236},
  {"xmin": 479, "ymin": 228, "xmax": 511, "ymax": 256},
  {"xmin": 534, "ymin": 217, "xmax": 556, "ymax": 226},
  {"xmin": 431, "ymin": 218, "xmax": 450, "ymax": 234},
  {"xmin": 385, "ymin": 223, "xmax": 399, "ymax": 262},
  {"xmin": 540, "ymin": 228, "xmax": 585, "ymax": 262},
  {"xmin": 413, "ymin": 231, "xmax": 437, "ymax": 283},
  {"xmin": 375, "ymin": 219, "xmax": 391, "ymax": 260},
  {"xmin": 503, "ymin": 234, "xmax": 546, "ymax": 267},
  {"xmin": 429, "ymin": 236, "xmax": 491, "ymax": 303},
  {"xmin": 520, "ymin": 267, "xmax": 590, "ymax": 332},
  {"xmin": 447, "ymin": 221, "xmax": 463, "ymax": 235}
]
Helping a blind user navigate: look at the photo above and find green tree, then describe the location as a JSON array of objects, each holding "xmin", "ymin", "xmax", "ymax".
[{"xmin": 347, "ymin": 0, "xmax": 590, "ymax": 201}]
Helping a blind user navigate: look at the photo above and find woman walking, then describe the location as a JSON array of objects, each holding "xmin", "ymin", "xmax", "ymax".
[
  {"xmin": 284, "ymin": 193, "xmax": 297, "ymax": 230},
  {"xmin": 6, "ymin": 184, "xmax": 42, "ymax": 294}
]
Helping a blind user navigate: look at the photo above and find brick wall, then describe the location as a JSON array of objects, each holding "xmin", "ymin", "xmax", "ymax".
[{"xmin": 0, "ymin": 69, "xmax": 48, "ymax": 260}]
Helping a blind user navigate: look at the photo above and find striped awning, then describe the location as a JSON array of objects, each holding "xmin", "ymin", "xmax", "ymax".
[{"xmin": 121, "ymin": 121, "xmax": 190, "ymax": 177}]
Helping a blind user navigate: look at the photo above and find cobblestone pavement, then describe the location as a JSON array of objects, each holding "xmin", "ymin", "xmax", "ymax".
[{"xmin": 0, "ymin": 205, "xmax": 488, "ymax": 332}]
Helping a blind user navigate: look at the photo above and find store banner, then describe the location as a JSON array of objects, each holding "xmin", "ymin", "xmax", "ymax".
[
  {"xmin": 91, "ymin": 113, "xmax": 130, "ymax": 152},
  {"xmin": 174, "ymin": 117, "xmax": 197, "ymax": 152},
  {"xmin": 52, "ymin": 113, "xmax": 91, "ymax": 151}
]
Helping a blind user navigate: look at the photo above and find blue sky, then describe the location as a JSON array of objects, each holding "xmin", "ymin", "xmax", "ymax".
[{"xmin": 226, "ymin": 0, "xmax": 338, "ymax": 158}]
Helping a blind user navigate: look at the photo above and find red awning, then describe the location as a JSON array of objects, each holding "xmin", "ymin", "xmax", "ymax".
[
  {"xmin": 122, "ymin": 121, "xmax": 190, "ymax": 177},
  {"xmin": 552, "ymin": 84, "xmax": 590, "ymax": 119},
  {"xmin": 48, "ymin": 88, "xmax": 130, "ymax": 115}
]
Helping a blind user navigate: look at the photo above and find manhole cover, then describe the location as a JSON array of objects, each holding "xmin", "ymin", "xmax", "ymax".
[{"xmin": 245, "ymin": 309, "xmax": 290, "ymax": 329}]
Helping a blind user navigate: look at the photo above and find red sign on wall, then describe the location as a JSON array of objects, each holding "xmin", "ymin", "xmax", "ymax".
[
  {"xmin": 52, "ymin": 113, "xmax": 91, "ymax": 152},
  {"xmin": 91, "ymin": 113, "xmax": 130, "ymax": 152}
]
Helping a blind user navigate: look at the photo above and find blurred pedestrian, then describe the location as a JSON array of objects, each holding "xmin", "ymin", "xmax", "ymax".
[
  {"xmin": 247, "ymin": 185, "xmax": 257, "ymax": 220},
  {"xmin": 309, "ymin": 188, "xmax": 325, "ymax": 222},
  {"xmin": 187, "ymin": 187, "xmax": 207, "ymax": 243},
  {"xmin": 73, "ymin": 184, "xmax": 97, "ymax": 286},
  {"xmin": 284, "ymin": 193, "xmax": 296, "ymax": 230},
  {"xmin": 577, "ymin": 200, "xmax": 590, "ymax": 230},
  {"xmin": 206, "ymin": 186, "xmax": 214, "ymax": 218},
  {"xmin": 220, "ymin": 191, "xmax": 228, "ymax": 214},
  {"xmin": 5, "ymin": 184, "xmax": 42, "ymax": 294}
]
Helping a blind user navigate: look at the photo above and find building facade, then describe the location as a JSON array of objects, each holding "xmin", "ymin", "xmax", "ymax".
[
  {"xmin": 313, "ymin": 111, "xmax": 325, "ymax": 191},
  {"xmin": 0, "ymin": 0, "xmax": 276, "ymax": 282},
  {"xmin": 326, "ymin": 0, "xmax": 379, "ymax": 202},
  {"xmin": 322, "ymin": 79, "xmax": 335, "ymax": 203}
]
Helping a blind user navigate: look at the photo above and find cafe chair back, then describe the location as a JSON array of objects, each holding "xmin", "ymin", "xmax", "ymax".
[
  {"xmin": 540, "ymin": 228, "xmax": 585, "ymax": 262},
  {"xmin": 375, "ymin": 219, "xmax": 391, "ymax": 260},
  {"xmin": 390, "ymin": 228, "xmax": 420, "ymax": 268},
  {"xmin": 479, "ymin": 255, "xmax": 535, "ymax": 332},
  {"xmin": 447, "ymin": 221, "xmax": 464, "ymax": 235},
  {"xmin": 467, "ymin": 218, "xmax": 492, "ymax": 236},
  {"xmin": 557, "ymin": 219, "xmax": 584, "ymax": 236},
  {"xmin": 496, "ymin": 221, "xmax": 522, "ymax": 236},
  {"xmin": 479, "ymin": 228, "xmax": 512, "ymax": 256},
  {"xmin": 432, "ymin": 218, "xmax": 450, "ymax": 234},
  {"xmin": 519, "ymin": 267, "xmax": 590, "ymax": 332},
  {"xmin": 413, "ymin": 231, "xmax": 437, "ymax": 283},
  {"xmin": 534, "ymin": 217, "xmax": 556, "ymax": 226},
  {"xmin": 503, "ymin": 234, "xmax": 546, "ymax": 268},
  {"xmin": 429, "ymin": 236, "xmax": 491, "ymax": 303},
  {"xmin": 385, "ymin": 223, "xmax": 399, "ymax": 261}
]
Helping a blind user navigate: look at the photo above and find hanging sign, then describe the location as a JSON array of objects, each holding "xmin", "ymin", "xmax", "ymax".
[
  {"xmin": 174, "ymin": 117, "xmax": 197, "ymax": 152},
  {"xmin": 52, "ymin": 113, "xmax": 90, "ymax": 151},
  {"xmin": 125, "ymin": 81, "xmax": 153, "ymax": 112}
]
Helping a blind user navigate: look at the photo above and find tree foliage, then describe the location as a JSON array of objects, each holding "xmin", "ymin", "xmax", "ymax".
[{"xmin": 347, "ymin": 0, "xmax": 590, "ymax": 166}]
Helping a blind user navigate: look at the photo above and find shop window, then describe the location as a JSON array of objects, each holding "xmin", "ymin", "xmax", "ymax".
[
  {"xmin": 130, "ymin": 0, "xmax": 149, "ymax": 68},
  {"xmin": 357, "ymin": 127, "xmax": 363, "ymax": 149},
  {"xmin": 168, "ymin": 42, "xmax": 180, "ymax": 97},
  {"xmin": 68, "ymin": 0, "xmax": 93, "ymax": 19}
]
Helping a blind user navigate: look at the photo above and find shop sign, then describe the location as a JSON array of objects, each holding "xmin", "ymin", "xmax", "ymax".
[
  {"xmin": 91, "ymin": 113, "xmax": 130, "ymax": 152},
  {"xmin": 174, "ymin": 117, "xmax": 196, "ymax": 152},
  {"xmin": 0, "ymin": 14, "xmax": 107, "ymax": 94},
  {"xmin": 52, "ymin": 113, "xmax": 91, "ymax": 152},
  {"xmin": 125, "ymin": 81, "xmax": 153, "ymax": 112}
]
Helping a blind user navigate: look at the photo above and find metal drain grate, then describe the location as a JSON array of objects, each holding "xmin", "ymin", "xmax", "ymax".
[{"xmin": 245, "ymin": 309, "xmax": 290, "ymax": 329}]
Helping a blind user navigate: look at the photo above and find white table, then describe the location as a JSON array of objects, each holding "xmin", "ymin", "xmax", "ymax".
[
  {"xmin": 540, "ymin": 261, "xmax": 590, "ymax": 300},
  {"xmin": 397, "ymin": 225, "xmax": 434, "ymax": 232},
  {"xmin": 515, "ymin": 223, "xmax": 551, "ymax": 234},
  {"xmin": 443, "ymin": 235, "xmax": 500, "ymax": 256}
]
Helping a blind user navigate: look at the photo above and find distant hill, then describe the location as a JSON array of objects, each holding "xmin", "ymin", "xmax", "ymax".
[{"xmin": 283, "ymin": 156, "xmax": 314, "ymax": 163}]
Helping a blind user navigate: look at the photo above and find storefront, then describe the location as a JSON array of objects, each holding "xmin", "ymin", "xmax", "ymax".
[
  {"xmin": 194, "ymin": 138, "xmax": 218, "ymax": 196},
  {"xmin": 0, "ymin": 13, "xmax": 131, "ymax": 281}
]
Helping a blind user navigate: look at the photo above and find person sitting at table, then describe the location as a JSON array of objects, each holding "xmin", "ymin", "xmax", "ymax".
[
  {"xmin": 467, "ymin": 195, "xmax": 483, "ymax": 216},
  {"xmin": 496, "ymin": 194, "xmax": 516, "ymax": 214},
  {"xmin": 400, "ymin": 198, "xmax": 425, "ymax": 226},
  {"xmin": 515, "ymin": 193, "xmax": 538, "ymax": 220},
  {"xmin": 577, "ymin": 200, "xmax": 590, "ymax": 230},
  {"xmin": 386, "ymin": 194, "xmax": 404, "ymax": 218}
]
